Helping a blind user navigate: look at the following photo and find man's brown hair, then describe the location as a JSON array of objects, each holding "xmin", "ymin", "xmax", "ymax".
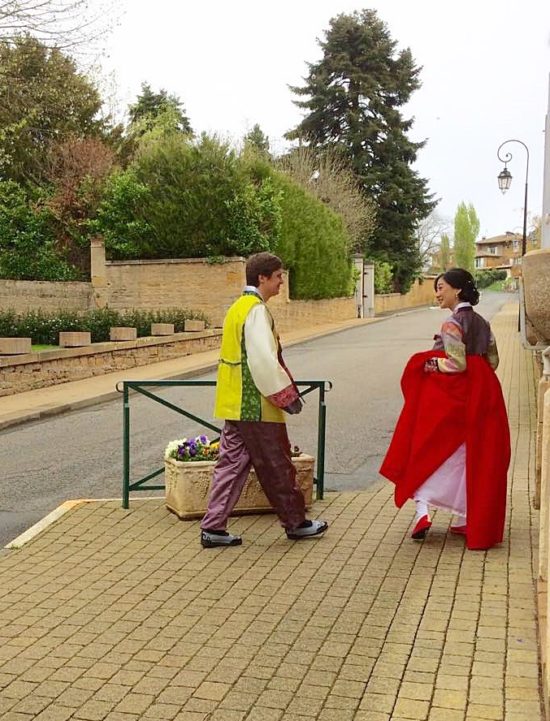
[{"xmin": 246, "ymin": 252, "xmax": 283, "ymax": 286}]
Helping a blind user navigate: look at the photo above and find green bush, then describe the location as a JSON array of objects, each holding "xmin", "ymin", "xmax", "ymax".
[
  {"xmin": 87, "ymin": 170, "xmax": 154, "ymax": 260},
  {"xmin": 374, "ymin": 262, "xmax": 394, "ymax": 294},
  {"xmin": 0, "ymin": 307, "xmax": 209, "ymax": 345},
  {"xmin": 0, "ymin": 180, "xmax": 82, "ymax": 280},
  {"xmin": 273, "ymin": 173, "xmax": 354, "ymax": 299},
  {"xmin": 474, "ymin": 269, "xmax": 507, "ymax": 288},
  {"xmin": 129, "ymin": 133, "xmax": 280, "ymax": 258}
]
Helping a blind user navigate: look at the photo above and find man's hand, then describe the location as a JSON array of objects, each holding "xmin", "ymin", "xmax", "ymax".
[{"xmin": 284, "ymin": 397, "xmax": 303, "ymax": 415}]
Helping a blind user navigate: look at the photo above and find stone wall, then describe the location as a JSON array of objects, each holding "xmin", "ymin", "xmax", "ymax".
[
  {"xmin": 269, "ymin": 296, "xmax": 357, "ymax": 332},
  {"xmin": 1, "ymin": 244, "xmax": 435, "ymax": 336},
  {"xmin": 0, "ymin": 280, "xmax": 92, "ymax": 313},
  {"xmin": 0, "ymin": 330, "xmax": 221, "ymax": 397},
  {"xmin": 375, "ymin": 277, "xmax": 435, "ymax": 314},
  {"xmin": 99, "ymin": 257, "xmax": 248, "ymax": 327}
]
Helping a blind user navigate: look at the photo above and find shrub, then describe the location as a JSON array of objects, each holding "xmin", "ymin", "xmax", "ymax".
[
  {"xmin": 0, "ymin": 307, "xmax": 209, "ymax": 345},
  {"xmin": 278, "ymin": 147, "xmax": 376, "ymax": 254},
  {"xmin": 273, "ymin": 172, "xmax": 354, "ymax": 299},
  {"xmin": 132, "ymin": 133, "xmax": 281, "ymax": 258},
  {"xmin": 0, "ymin": 180, "xmax": 82, "ymax": 281},
  {"xmin": 474, "ymin": 269, "xmax": 507, "ymax": 288},
  {"xmin": 374, "ymin": 262, "xmax": 394, "ymax": 294},
  {"xmin": 88, "ymin": 169, "xmax": 154, "ymax": 259}
]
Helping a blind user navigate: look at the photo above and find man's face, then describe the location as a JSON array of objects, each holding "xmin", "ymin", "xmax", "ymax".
[{"xmin": 258, "ymin": 269, "xmax": 284, "ymax": 301}]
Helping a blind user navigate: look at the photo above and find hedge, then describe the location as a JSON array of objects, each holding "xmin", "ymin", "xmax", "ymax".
[{"xmin": 0, "ymin": 307, "xmax": 209, "ymax": 345}]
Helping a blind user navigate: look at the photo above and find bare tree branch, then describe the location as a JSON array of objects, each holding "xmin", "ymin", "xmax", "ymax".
[
  {"xmin": 0, "ymin": 0, "xmax": 120, "ymax": 54},
  {"xmin": 415, "ymin": 211, "xmax": 451, "ymax": 269}
]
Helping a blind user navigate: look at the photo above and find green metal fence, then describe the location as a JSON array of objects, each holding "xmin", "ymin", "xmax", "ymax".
[{"xmin": 119, "ymin": 379, "xmax": 331, "ymax": 509}]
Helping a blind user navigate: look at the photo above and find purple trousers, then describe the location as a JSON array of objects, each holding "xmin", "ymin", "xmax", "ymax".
[{"xmin": 201, "ymin": 420, "xmax": 306, "ymax": 531}]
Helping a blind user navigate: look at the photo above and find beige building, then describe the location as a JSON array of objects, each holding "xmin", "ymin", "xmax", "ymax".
[{"xmin": 475, "ymin": 230, "xmax": 539, "ymax": 278}]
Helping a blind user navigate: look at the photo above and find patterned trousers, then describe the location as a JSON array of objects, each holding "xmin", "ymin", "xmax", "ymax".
[{"xmin": 200, "ymin": 420, "xmax": 306, "ymax": 531}]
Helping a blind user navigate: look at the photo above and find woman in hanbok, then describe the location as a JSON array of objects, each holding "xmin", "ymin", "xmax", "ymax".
[{"xmin": 380, "ymin": 268, "xmax": 510, "ymax": 550}]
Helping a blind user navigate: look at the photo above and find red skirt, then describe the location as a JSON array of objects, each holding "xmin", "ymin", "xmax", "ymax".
[{"xmin": 380, "ymin": 351, "xmax": 510, "ymax": 550}]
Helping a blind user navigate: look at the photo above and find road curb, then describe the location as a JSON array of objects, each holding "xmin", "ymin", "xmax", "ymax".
[{"xmin": 5, "ymin": 500, "xmax": 87, "ymax": 549}]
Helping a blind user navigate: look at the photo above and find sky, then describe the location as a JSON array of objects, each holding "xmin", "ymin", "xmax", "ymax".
[{"xmin": 97, "ymin": 0, "xmax": 550, "ymax": 240}]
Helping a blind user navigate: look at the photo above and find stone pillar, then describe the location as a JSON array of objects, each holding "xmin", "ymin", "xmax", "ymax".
[
  {"xmin": 353, "ymin": 254, "xmax": 364, "ymax": 318},
  {"xmin": 542, "ymin": 387, "xmax": 550, "ymax": 716},
  {"xmin": 363, "ymin": 264, "xmax": 375, "ymax": 318},
  {"xmin": 539, "ymin": 384, "xmax": 550, "ymax": 585},
  {"xmin": 536, "ymin": 377, "xmax": 550, "ymax": 510},
  {"xmin": 90, "ymin": 237, "xmax": 108, "ymax": 309},
  {"xmin": 542, "ymin": 73, "xmax": 550, "ymax": 250}
]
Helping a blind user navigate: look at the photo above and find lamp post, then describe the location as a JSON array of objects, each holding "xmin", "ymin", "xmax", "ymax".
[{"xmin": 497, "ymin": 139, "xmax": 530, "ymax": 256}]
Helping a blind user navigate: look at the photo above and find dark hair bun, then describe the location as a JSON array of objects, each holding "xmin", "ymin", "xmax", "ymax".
[{"xmin": 441, "ymin": 268, "xmax": 480, "ymax": 306}]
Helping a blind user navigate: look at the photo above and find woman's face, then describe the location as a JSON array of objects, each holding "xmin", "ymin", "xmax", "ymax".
[{"xmin": 435, "ymin": 278, "xmax": 459, "ymax": 310}]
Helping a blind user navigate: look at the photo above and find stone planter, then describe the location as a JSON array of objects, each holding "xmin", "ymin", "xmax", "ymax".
[
  {"xmin": 184, "ymin": 319, "xmax": 206, "ymax": 332},
  {"xmin": 59, "ymin": 331, "xmax": 91, "ymax": 347},
  {"xmin": 522, "ymin": 249, "xmax": 550, "ymax": 344},
  {"xmin": 151, "ymin": 323, "xmax": 175, "ymax": 336},
  {"xmin": 0, "ymin": 337, "xmax": 31, "ymax": 355},
  {"xmin": 110, "ymin": 327, "xmax": 137, "ymax": 342},
  {"xmin": 165, "ymin": 454, "xmax": 315, "ymax": 520}
]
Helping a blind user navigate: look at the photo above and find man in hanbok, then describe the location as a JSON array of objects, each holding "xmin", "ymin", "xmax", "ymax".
[{"xmin": 200, "ymin": 252, "xmax": 328, "ymax": 548}]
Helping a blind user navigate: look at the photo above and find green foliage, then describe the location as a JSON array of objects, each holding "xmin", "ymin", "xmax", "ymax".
[
  {"xmin": 243, "ymin": 124, "xmax": 270, "ymax": 157},
  {"xmin": 98, "ymin": 133, "xmax": 281, "ymax": 259},
  {"xmin": 0, "ymin": 307, "xmax": 209, "ymax": 345},
  {"xmin": 273, "ymin": 172, "xmax": 354, "ymax": 299},
  {"xmin": 474, "ymin": 269, "xmax": 507, "ymax": 289},
  {"xmin": 0, "ymin": 180, "xmax": 81, "ymax": 280},
  {"xmin": 374, "ymin": 262, "xmax": 394, "ymax": 294},
  {"xmin": 286, "ymin": 9, "xmax": 436, "ymax": 292},
  {"xmin": 0, "ymin": 36, "xmax": 107, "ymax": 184},
  {"xmin": 128, "ymin": 82, "xmax": 192, "ymax": 136},
  {"xmin": 88, "ymin": 170, "xmax": 154, "ymax": 259},
  {"xmin": 278, "ymin": 147, "xmax": 376, "ymax": 254},
  {"xmin": 224, "ymin": 177, "xmax": 282, "ymax": 256},
  {"xmin": 453, "ymin": 202, "xmax": 479, "ymax": 273},
  {"xmin": 439, "ymin": 233, "xmax": 451, "ymax": 271}
]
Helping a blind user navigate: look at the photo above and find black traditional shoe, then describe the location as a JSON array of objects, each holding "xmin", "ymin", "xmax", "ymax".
[
  {"xmin": 200, "ymin": 530, "xmax": 242, "ymax": 548},
  {"xmin": 286, "ymin": 519, "xmax": 328, "ymax": 540}
]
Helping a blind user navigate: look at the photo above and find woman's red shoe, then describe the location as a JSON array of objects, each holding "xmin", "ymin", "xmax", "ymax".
[
  {"xmin": 411, "ymin": 514, "xmax": 432, "ymax": 540},
  {"xmin": 450, "ymin": 525, "xmax": 467, "ymax": 535}
]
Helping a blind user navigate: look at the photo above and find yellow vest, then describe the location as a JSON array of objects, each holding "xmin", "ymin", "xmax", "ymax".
[{"xmin": 214, "ymin": 293, "xmax": 285, "ymax": 423}]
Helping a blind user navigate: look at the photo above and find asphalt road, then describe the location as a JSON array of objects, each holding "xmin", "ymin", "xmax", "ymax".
[{"xmin": 0, "ymin": 292, "xmax": 512, "ymax": 547}]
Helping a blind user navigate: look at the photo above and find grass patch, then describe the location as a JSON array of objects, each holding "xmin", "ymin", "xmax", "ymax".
[
  {"xmin": 32, "ymin": 344, "xmax": 58, "ymax": 352},
  {"xmin": 484, "ymin": 280, "xmax": 506, "ymax": 292}
]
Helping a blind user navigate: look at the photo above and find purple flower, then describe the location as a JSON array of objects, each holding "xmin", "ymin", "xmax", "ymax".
[
  {"xmin": 189, "ymin": 446, "xmax": 197, "ymax": 456},
  {"xmin": 198, "ymin": 435, "xmax": 208, "ymax": 445}
]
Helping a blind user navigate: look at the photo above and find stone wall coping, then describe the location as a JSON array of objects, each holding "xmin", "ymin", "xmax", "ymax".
[
  {"xmin": 105, "ymin": 257, "xmax": 245, "ymax": 267},
  {"xmin": 0, "ymin": 329, "xmax": 222, "ymax": 368}
]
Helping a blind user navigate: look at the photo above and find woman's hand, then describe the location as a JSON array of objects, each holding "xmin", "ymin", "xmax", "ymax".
[{"xmin": 424, "ymin": 358, "xmax": 440, "ymax": 373}]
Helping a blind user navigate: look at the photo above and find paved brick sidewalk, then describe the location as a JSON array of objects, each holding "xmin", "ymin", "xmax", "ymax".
[{"xmin": 0, "ymin": 304, "xmax": 543, "ymax": 721}]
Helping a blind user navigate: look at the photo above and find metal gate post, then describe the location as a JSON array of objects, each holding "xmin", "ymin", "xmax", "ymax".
[{"xmin": 122, "ymin": 382, "xmax": 130, "ymax": 509}]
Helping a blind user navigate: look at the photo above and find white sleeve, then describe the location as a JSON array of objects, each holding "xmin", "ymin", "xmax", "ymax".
[{"xmin": 244, "ymin": 304, "xmax": 294, "ymax": 398}]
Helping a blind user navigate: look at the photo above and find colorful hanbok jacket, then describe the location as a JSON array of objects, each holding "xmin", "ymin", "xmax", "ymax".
[{"xmin": 214, "ymin": 289, "xmax": 299, "ymax": 423}]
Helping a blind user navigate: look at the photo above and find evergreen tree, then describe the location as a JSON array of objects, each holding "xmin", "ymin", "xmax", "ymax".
[
  {"xmin": 453, "ymin": 202, "xmax": 479, "ymax": 273},
  {"xmin": 244, "ymin": 124, "xmax": 270, "ymax": 157},
  {"xmin": 286, "ymin": 9, "xmax": 436, "ymax": 291},
  {"xmin": 128, "ymin": 82, "xmax": 192, "ymax": 136}
]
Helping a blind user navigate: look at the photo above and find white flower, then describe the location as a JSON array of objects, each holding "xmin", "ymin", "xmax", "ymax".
[{"xmin": 164, "ymin": 438, "xmax": 186, "ymax": 460}]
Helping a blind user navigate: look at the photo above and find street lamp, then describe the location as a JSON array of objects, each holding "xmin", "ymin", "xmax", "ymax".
[{"xmin": 497, "ymin": 139, "xmax": 530, "ymax": 256}]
